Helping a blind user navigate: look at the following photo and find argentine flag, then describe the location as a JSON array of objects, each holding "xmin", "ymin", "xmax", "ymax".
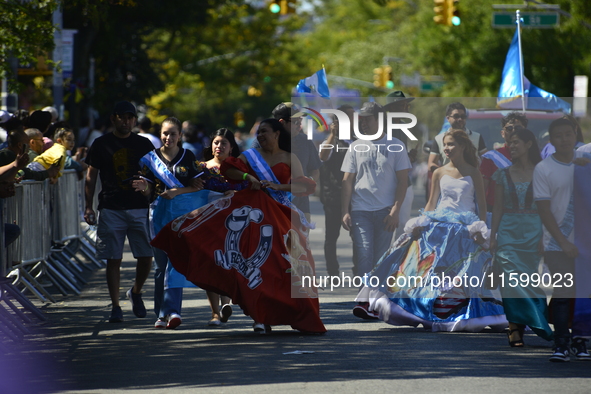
[{"xmin": 296, "ymin": 68, "xmax": 330, "ymax": 98}]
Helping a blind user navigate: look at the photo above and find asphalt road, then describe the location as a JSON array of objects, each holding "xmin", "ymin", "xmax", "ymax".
[{"xmin": 2, "ymin": 190, "xmax": 590, "ymax": 393}]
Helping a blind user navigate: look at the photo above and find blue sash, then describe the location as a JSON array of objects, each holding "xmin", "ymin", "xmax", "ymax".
[
  {"xmin": 482, "ymin": 150, "xmax": 512, "ymax": 170},
  {"xmin": 140, "ymin": 149, "xmax": 211, "ymax": 289},
  {"xmin": 243, "ymin": 148, "xmax": 314, "ymax": 229}
]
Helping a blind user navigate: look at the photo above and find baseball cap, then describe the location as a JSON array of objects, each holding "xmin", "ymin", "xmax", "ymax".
[
  {"xmin": 113, "ymin": 101, "xmax": 138, "ymax": 117},
  {"xmin": 359, "ymin": 102, "xmax": 383, "ymax": 117},
  {"xmin": 272, "ymin": 102, "xmax": 306, "ymax": 120}
]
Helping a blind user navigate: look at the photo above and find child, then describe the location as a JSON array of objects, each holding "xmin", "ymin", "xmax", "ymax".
[{"xmin": 27, "ymin": 128, "xmax": 74, "ymax": 179}]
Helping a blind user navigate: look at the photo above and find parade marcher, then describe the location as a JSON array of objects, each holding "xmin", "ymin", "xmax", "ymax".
[
  {"xmin": 341, "ymin": 102, "xmax": 411, "ymax": 320},
  {"xmin": 490, "ymin": 129, "xmax": 553, "ymax": 346},
  {"xmin": 272, "ymin": 102, "xmax": 321, "ymax": 224},
  {"xmin": 356, "ymin": 129, "xmax": 506, "ymax": 332},
  {"xmin": 383, "ymin": 91, "xmax": 417, "ymax": 238},
  {"xmin": 533, "ymin": 117, "xmax": 591, "ymax": 362},
  {"xmin": 428, "ymin": 102, "xmax": 487, "ymax": 173},
  {"xmin": 84, "ymin": 101, "xmax": 155, "ymax": 323},
  {"xmin": 319, "ymin": 106, "xmax": 354, "ymax": 276},
  {"xmin": 480, "ymin": 112, "xmax": 528, "ymax": 211},
  {"xmin": 152, "ymin": 118, "xmax": 325, "ymax": 335}
]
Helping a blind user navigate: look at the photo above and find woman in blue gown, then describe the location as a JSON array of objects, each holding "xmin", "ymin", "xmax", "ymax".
[
  {"xmin": 357, "ymin": 129, "xmax": 507, "ymax": 332},
  {"xmin": 490, "ymin": 128, "xmax": 553, "ymax": 345}
]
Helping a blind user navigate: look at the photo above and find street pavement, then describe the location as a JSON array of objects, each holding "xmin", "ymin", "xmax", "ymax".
[{"xmin": 2, "ymin": 187, "xmax": 590, "ymax": 393}]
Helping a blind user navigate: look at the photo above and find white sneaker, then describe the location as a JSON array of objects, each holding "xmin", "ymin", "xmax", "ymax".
[
  {"xmin": 253, "ymin": 322, "xmax": 265, "ymax": 332},
  {"xmin": 154, "ymin": 318, "xmax": 167, "ymax": 329},
  {"xmin": 167, "ymin": 313, "xmax": 182, "ymax": 329}
]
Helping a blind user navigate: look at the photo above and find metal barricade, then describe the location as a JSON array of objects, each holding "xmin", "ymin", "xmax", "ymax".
[{"xmin": 1, "ymin": 183, "xmax": 47, "ymax": 345}]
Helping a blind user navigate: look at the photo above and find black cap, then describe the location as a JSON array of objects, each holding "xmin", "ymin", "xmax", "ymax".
[
  {"xmin": 272, "ymin": 102, "xmax": 306, "ymax": 121},
  {"xmin": 383, "ymin": 91, "xmax": 414, "ymax": 111},
  {"xmin": 27, "ymin": 110, "xmax": 53, "ymax": 132},
  {"xmin": 113, "ymin": 101, "xmax": 137, "ymax": 117},
  {"xmin": 359, "ymin": 102, "xmax": 383, "ymax": 117}
]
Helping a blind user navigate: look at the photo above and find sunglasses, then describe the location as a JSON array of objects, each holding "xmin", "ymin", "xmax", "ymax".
[
  {"xmin": 449, "ymin": 114, "xmax": 467, "ymax": 120},
  {"xmin": 504, "ymin": 125, "xmax": 524, "ymax": 133}
]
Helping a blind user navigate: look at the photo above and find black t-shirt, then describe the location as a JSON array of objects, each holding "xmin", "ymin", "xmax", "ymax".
[{"xmin": 86, "ymin": 132, "xmax": 155, "ymax": 210}]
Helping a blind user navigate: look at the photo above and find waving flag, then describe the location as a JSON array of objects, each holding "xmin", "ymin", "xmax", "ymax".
[
  {"xmin": 296, "ymin": 68, "xmax": 330, "ymax": 98},
  {"xmin": 498, "ymin": 29, "xmax": 571, "ymax": 112},
  {"xmin": 151, "ymin": 189, "xmax": 326, "ymax": 333}
]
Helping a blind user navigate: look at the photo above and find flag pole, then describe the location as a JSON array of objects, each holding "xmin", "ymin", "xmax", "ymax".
[{"xmin": 516, "ymin": 10, "xmax": 526, "ymax": 112}]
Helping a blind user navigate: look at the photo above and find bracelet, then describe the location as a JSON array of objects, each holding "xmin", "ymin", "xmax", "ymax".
[
  {"xmin": 143, "ymin": 183, "xmax": 149, "ymax": 193},
  {"xmin": 242, "ymin": 172, "xmax": 248, "ymax": 180}
]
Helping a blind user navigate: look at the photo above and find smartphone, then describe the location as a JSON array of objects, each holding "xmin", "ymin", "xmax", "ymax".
[{"xmin": 21, "ymin": 143, "xmax": 29, "ymax": 154}]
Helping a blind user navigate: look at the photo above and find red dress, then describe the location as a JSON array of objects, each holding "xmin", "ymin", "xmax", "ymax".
[{"xmin": 152, "ymin": 157, "xmax": 325, "ymax": 333}]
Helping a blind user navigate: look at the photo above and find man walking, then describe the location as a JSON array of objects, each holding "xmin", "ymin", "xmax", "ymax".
[
  {"xmin": 84, "ymin": 101, "xmax": 155, "ymax": 323},
  {"xmin": 341, "ymin": 102, "xmax": 411, "ymax": 319}
]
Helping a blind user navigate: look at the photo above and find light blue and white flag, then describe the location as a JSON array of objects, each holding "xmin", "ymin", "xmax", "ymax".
[
  {"xmin": 296, "ymin": 68, "xmax": 330, "ymax": 98},
  {"xmin": 498, "ymin": 29, "xmax": 570, "ymax": 112}
]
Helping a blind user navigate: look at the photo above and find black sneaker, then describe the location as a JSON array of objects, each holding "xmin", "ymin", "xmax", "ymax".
[
  {"xmin": 571, "ymin": 338, "xmax": 591, "ymax": 361},
  {"xmin": 549, "ymin": 346, "xmax": 570, "ymax": 362},
  {"xmin": 109, "ymin": 306, "xmax": 123, "ymax": 323},
  {"xmin": 220, "ymin": 304, "xmax": 233, "ymax": 323},
  {"xmin": 126, "ymin": 288, "xmax": 147, "ymax": 318}
]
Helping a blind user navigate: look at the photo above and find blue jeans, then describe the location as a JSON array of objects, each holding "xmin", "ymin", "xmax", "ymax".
[
  {"xmin": 350, "ymin": 208, "xmax": 394, "ymax": 277},
  {"xmin": 153, "ymin": 247, "xmax": 183, "ymax": 318}
]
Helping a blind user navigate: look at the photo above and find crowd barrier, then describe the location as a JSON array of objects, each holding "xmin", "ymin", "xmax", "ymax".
[{"xmin": 1, "ymin": 170, "xmax": 103, "ymax": 346}]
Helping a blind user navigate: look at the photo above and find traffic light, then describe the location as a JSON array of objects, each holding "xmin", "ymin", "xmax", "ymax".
[
  {"xmin": 269, "ymin": 0, "xmax": 296, "ymax": 15},
  {"xmin": 433, "ymin": 0, "xmax": 449, "ymax": 26},
  {"xmin": 234, "ymin": 110, "xmax": 246, "ymax": 128},
  {"xmin": 433, "ymin": 0, "xmax": 460, "ymax": 27},
  {"xmin": 374, "ymin": 66, "xmax": 394, "ymax": 89},
  {"xmin": 373, "ymin": 67, "xmax": 385, "ymax": 88},
  {"xmin": 450, "ymin": 0, "xmax": 461, "ymax": 26},
  {"xmin": 269, "ymin": 0, "xmax": 281, "ymax": 13},
  {"xmin": 384, "ymin": 65, "xmax": 394, "ymax": 89}
]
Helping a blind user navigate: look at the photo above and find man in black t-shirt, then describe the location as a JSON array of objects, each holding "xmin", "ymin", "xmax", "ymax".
[{"xmin": 84, "ymin": 101, "xmax": 155, "ymax": 323}]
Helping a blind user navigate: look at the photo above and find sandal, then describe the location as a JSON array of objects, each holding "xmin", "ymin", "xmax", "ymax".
[{"xmin": 507, "ymin": 328, "xmax": 524, "ymax": 347}]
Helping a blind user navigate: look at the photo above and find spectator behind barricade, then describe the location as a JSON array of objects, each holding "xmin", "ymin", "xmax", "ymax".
[
  {"xmin": 25, "ymin": 128, "xmax": 45, "ymax": 162},
  {"xmin": 181, "ymin": 123, "xmax": 204, "ymax": 160},
  {"xmin": 0, "ymin": 110, "xmax": 12, "ymax": 144},
  {"xmin": 137, "ymin": 116, "xmax": 162, "ymax": 149},
  {"xmin": 42, "ymin": 106, "xmax": 58, "ymax": 123},
  {"xmin": 85, "ymin": 117, "xmax": 106, "ymax": 148},
  {"xmin": 27, "ymin": 110, "xmax": 53, "ymax": 138},
  {"xmin": 27, "ymin": 127, "xmax": 73, "ymax": 181},
  {"xmin": 0, "ymin": 122, "xmax": 58, "ymax": 182},
  {"xmin": 62, "ymin": 130, "xmax": 89, "ymax": 180}
]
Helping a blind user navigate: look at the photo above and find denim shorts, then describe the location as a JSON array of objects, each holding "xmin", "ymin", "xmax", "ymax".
[{"xmin": 96, "ymin": 208, "xmax": 153, "ymax": 260}]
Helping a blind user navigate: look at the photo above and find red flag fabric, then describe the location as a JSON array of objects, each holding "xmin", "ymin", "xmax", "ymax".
[{"xmin": 151, "ymin": 189, "xmax": 326, "ymax": 333}]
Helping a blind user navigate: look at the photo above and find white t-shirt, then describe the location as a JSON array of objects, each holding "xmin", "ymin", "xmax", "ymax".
[
  {"xmin": 533, "ymin": 155, "xmax": 575, "ymax": 251},
  {"xmin": 341, "ymin": 136, "xmax": 411, "ymax": 212}
]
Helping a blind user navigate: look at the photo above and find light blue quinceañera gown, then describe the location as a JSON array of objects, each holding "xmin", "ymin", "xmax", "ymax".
[{"xmin": 357, "ymin": 174, "xmax": 507, "ymax": 332}]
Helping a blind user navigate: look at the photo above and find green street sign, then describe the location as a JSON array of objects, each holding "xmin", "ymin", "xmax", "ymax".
[{"xmin": 492, "ymin": 12, "xmax": 559, "ymax": 29}]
